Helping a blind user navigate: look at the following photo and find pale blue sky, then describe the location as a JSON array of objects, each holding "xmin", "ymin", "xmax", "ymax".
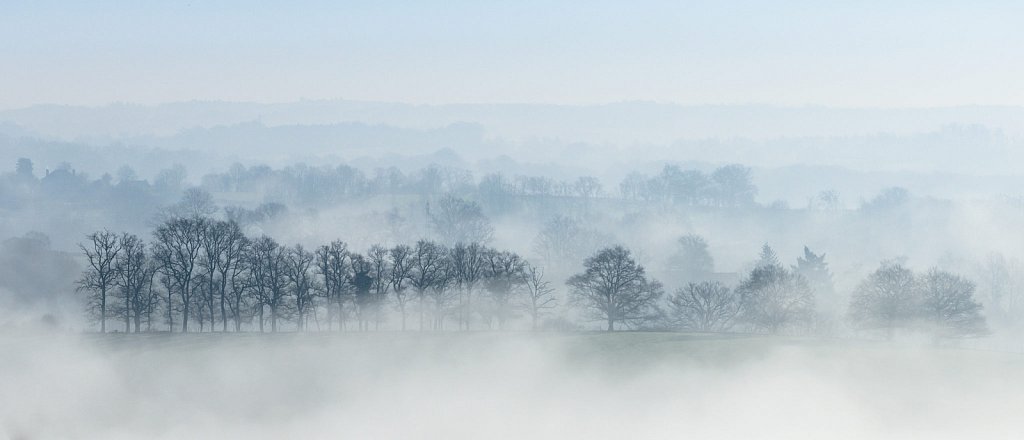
[{"xmin": 2, "ymin": 0, "xmax": 1022, "ymax": 109}]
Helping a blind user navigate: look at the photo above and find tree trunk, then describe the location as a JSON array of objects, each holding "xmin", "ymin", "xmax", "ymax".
[
  {"xmin": 166, "ymin": 291, "xmax": 174, "ymax": 332},
  {"xmin": 271, "ymin": 306, "xmax": 278, "ymax": 332},
  {"xmin": 220, "ymin": 281, "xmax": 228, "ymax": 332},
  {"xmin": 419, "ymin": 294, "xmax": 425, "ymax": 331},
  {"xmin": 208, "ymin": 278, "xmax": 216, "ymax": 332},
  {"xmin": 259, "ymin": 306, "xmax": 265, "ymax": 333},
  {"xmin": 100, "ymin": 286, "xmax": 107, "ymax": 333},
  {"xmin": 607, "ymin": 317, "xmax": 614, "ymax": 331},
  {"xmin": 182, "ymin": 302, "xmax": 189, "ymax": 333}
]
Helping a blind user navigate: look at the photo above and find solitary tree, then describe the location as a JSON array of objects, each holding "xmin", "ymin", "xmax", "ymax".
[
  {"xmin": 567, "ymin": 246, "xmax": 664, "ymax": 331},
  {"xmin": 668, "ymin": 281, "xmax": 738, "ymax": 332}
]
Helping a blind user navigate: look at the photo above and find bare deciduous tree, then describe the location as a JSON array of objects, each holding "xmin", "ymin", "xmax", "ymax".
[
  {"xmin": 409, "ymin": 240, "xmax": 448, "ymax": 331},
  {"xmin": 249, "ymin": 236, "xmax": 289, "ymax": 332},
  {"xmin": 388, "ymin": 244, "xmax": 414, "ymax": 331},
  {"xmin": 428, "ymin": 195, "xmax": 494, "ymax": 245},
  {"xmin": 287, "ymin": 244, "xmax": 316, "ymax": 331},
  {"xmin": 153, "ymin": 217, "xmax": 205, "ymax": 332},
  {"xmin": 114, "ymin": 233, "xmax": 151, "ymax": 333},
  {"xmin": 483, "ymin": 250, "xmax": 526, "ymax": 330},
  {"xmin": 349, "ymin": 254, "xmax": 375, "ymax": 331},
  {"xmin": 450, "ymin": 242, "xmax": 487, "ymax": 330},
  {"xmin": 917, "ymin": 268, "xmax": 987, "ymax": 338},
  {"xmin": 668, "ymin": 281, "xmax": 738, "ymax": 332},
  {"xmin": 736, "ymin": 262, "xmax": 814, "ymax": 334},
  {"xmin": 316, "ymin": 240, "xmax": 350, "ymax": 331},
  {"xmin": 522, "ymin": 264, "xmax": 556, "ymax": 330},
  {"xmin": 367, "ymin": 244, "xmax": 392, "ymax": 330},
  {"xmin": 848, "ymin": 261, "xmax": 917, "ymax": 338},
  {"xmin": 77, "ymin": 230, "xmax": 121, "ymax": 332},
  {"xmin": 567, "ymin": 246, "xmax": 664, "ymax": 331}
]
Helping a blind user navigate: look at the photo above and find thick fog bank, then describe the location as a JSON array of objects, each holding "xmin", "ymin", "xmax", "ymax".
[{"xmin": 2, "ymin": 332, "xmax": 1022, "ymax": 440}]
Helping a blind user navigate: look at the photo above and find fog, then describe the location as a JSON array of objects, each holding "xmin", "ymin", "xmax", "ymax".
[
  {"xmin": 4, "ymin": 333, "xmax": 1023, "ymax": 440},
  {"xmin": 4, "ymin": 1, "xmax": 1024, "ymax": 438},
  {"xmin": 3, "ymin": 101, "xmax": 1024, "ymax": 436}
]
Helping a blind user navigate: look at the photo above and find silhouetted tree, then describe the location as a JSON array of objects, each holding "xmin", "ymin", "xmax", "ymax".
[
  {"xmin": 567, "ymin": 246, "xmax": 664, "ymax": 331},
  {"xmin": 316, "ymin": 240, "xmax": 350, "ymax": 331},
  {"xmin": 450, "ymin": 242, "xmax": 488, "ymax": 329},
  {"xmin": 223, "ymin": 234, "xmax": 252, "ymax": 332},
  {"xmin": 388, "ymin": 244, "xmax": 414, "ymax": 331},
  {"xmin": 522, "ymin": 264, "xmax": 556, "ymax": 330},
  {"xmin": 669, "ymin": 281, "xmax": 738, "ymax": 332},
  {"xmin": 533, "ymin": 215, "xmax": 611, "ymax": 272},
  {"xmin": 482, "ymin": 250, "xmax": 526, "ymax": 329},
  {"xmin": 794, "ymin": 246, "xmax": 835, "ymax": 308},
  {"xmin": 366, "ymin": 245, "xmax": 392, "ymax": 330},
  {"xmin": 152, "ymin": 217, "xmax": 205, "ymax": 332},
  {"xmin": 287, "ymin": 244, "xmax": 316, "ymax": 331},
  {"xmin": 756, "ymin": 243, "xmax": 780, "ymax": 267},
  {"xmin": 409, "ymin": 240, "xmax": 448, "ymax": 330},
  {"xmin": 736, "ymin": 251, "xmax": 814, "ymax": 333},
  {"xmin": 349, "ymin": 254, "xmax": 375, "ymax": 331},
  {"xmin": 710, "ymin": 164, "xmax": 756, "ymax": 207},
  {"xmin": 848, "ymin": 261, "xmax": 917, "ymax": 338},
  {"xmin": 428, "ymin": 195, "xmax": 494, "ymax": 245},
  {"xmin": 917, "ymin": 268, "xmax": 987, "ymax": 338},
  {"xmin": 667, "ymin": 234, "xmax": 714, "ymax": 282},
  {"xmin": 114, "ymin": 233, "xmax": 150, "ymax": 333},
  {"xmin": 15, "ymin": 158, "xmax": 34, "ymax": 178},
  {"xmin": 77, "ymin": 230, "xmax": 121, "ymax": 332},
  {"xmin": 211, "ymin": 221, "xmax": 248, "ymax": 331},
  {"xmin": 249, "ymin": 236, "xmax": 289, "ymax": 332}
]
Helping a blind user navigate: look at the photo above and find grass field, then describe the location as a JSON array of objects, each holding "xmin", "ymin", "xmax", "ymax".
[{"xmin": 2, "ymin": 332, "xmax": 1022, "ymax": 439}]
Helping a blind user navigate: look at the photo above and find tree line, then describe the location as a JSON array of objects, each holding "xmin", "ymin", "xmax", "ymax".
[
  {"xmin": 664, "ymin": 244, "xmax": 988, "ymax": 338},
  {"xmin": 77, "ymin": 215, "xmax": 989, "ymax": 339},
  {"xmin": 76, "ymin": 216, "xmax": 560, "ymax": 333}
]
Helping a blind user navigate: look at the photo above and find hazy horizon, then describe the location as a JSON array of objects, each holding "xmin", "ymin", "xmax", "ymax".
[
  {"xmin": 4, "ymin": 2, "xmax": 1024, "ymax": 439},
  {"xmin": 4, "ymin": 1, "xmax": 1023, "ymax": 110}
]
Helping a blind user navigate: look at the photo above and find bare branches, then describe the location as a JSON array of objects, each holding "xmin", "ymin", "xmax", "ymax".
[
  {"xmin": 77, "ymin": 229, "xmax": 121, "ymax": 332},
  {"xmin": 669, "ymin": 281, "xmax": 738, "ymax": 332},
  {"xmin": 567, "ymin": 246, "xmax": 663, "ymax": 331}
]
